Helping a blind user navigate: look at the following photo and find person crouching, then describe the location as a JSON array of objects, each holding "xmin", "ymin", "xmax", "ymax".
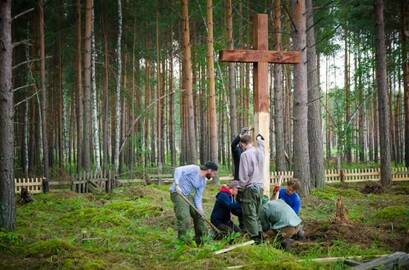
[{"xmin": 211, "ymin": 180, "xmax": 243, "ymax": 236}]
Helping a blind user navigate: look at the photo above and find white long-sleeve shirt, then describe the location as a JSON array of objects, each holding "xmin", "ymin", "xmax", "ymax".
[
  {"xmin": 169, "ymin": 165, "xmax": 206, "ymax": 212},
  {"xmin": 238, "ymin": 138, "xmax": 265, "ymax": 188}
]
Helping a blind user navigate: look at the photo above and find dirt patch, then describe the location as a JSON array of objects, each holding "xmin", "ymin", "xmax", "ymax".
[
  {"xmin": 302, "ymin": 220, "xmax": 409, "ymax": 252},
  {"xmin": 304, "ymin": 221, "xmax": 376, "ymax": 246},
  {"xmin": 361, "ymin": 183, "xmax": 384, "ymax": 194}
]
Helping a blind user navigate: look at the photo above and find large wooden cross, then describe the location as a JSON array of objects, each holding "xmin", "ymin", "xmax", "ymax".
[{"xmin": 219, "ymin": 14, "xmax": 300, "ymax": 196}]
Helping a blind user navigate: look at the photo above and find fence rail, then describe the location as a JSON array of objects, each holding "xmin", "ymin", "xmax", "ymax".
[
  {"xmin": 15, "ymin": 177, "xmax": 44, "ymax": 194},
  {"xmin": 71, "ymin": 170, "xmax": 115, "ymax": 193},
  {"xmin": 271, "ymin": 167, "xmax": 409, "ymax": 185}
]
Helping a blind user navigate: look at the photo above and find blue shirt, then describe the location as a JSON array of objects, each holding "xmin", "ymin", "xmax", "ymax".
[
  {"xmin": 278, "ymin": 188, "xmax": 301, "ymax": 215},
  {"xmin": 170, "ymin": 165, "xmax": 206, "ymax": 212}
]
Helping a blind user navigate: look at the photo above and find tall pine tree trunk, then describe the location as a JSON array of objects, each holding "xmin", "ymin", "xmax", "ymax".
[
  {"xmin": 0, "ymin": 0, "xmax": 15, "ymax": 231},
  {"xmin": 102, "ymin": 11, "xmax": 110, "ymax": 169},
  {"xmin": 181, "ymin": 0, "xmax": 197, "ymax": 164},
  {"xmin": 90, "ymin": 2, "xmax": 100, "ymax": 171},
  {"xmin": 374, "ymin": 0, "xmax": 392, "ymax": 186},
  {"xmin": 402, "ymin": 0, "xmax": 409, "ymax": 167},
  {"xmin": 292, "ymin": 0, "xmax": 310, "ymax": 195},
  {"xmin": 226, "ymin": 0, "xmax": 238, "ymax": 137},
  {"xmin": 207, "ymin": 0, "xmax": 218, "ymax": 170},
  {"xmin": 83, "ymin": 0, "xmax": 93, "ymax": 170},
  {"xmin": 273, "ymin": 0, "xmax": 287, "ymax": 172},
  {"xmin": 38, "ymin": 0, "xmax": 49, "ymax": 187},
  {"xmin": 169, "ymin": 30, "xmax": 176, "ymax": 166},
  {"xmin": 114, "ymin": 0, "xmax": 123, "ymax": 173},
  {"xmin": 306, "ymin": 0, "xmax": 325, "ymax": 187},
  {"xmin": 75, "ymin": 0, "xmax": 83, "ymax": 172}
]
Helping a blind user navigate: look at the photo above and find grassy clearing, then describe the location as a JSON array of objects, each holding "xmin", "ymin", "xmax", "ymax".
[{"xmin": 1, "ymin": 182, "xmax": 408, "ymax": 269}]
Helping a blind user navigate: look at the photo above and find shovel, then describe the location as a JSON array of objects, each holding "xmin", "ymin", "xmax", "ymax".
[{"xmin": 175, "ymin": 189, "xmax": 222, "ymax": 235}]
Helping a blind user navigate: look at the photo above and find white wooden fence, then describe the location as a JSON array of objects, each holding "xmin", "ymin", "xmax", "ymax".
[
  {"xmin": 271, "ymin": 167, "xmax": 409, "ymax": 185},
  {"xmin": 14, "ymin": 177, "xmax": 44, "ymax": 194}
]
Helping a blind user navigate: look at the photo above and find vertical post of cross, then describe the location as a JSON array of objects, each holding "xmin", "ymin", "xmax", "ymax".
[{"xmin": 252, "ymin": 14, "xmax": 270, "ymax": 196}]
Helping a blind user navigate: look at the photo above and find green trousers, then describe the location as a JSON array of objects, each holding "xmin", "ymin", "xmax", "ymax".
[
  {"xmin": 170, "ymin": 192, "xmax": 206, "ymax": 244},
  {"xmin": 240, "ymin": 186, "xmax": 263, "ymax": 237}
]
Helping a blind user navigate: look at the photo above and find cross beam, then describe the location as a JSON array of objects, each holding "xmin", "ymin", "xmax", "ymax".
[{"xmin": 219, "ymin": 14, "xmax": 300, "ymax": 196}]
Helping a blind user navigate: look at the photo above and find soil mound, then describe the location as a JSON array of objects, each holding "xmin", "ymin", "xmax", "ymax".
[{"xmin": 361, "ymin": 183, "xmax": 384, "ymax": 194}]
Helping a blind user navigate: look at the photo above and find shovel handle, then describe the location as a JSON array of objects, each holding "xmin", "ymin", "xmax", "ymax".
[{"xmin": 176, "ymin": 191, "xmax": 221, "ymax": 234}]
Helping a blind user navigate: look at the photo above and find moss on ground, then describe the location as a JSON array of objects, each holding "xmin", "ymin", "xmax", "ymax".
[{"xmin": 0, "ymin": 182, "xmax": 408, "ymax": 269}]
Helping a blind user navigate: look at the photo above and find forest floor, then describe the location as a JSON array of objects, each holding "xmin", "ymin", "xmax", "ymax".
[{"xmin": 1, "ymin": 181, "xmax": 409, "ymax": 269}]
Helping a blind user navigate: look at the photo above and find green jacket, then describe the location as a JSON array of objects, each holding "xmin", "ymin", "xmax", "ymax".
[{"xmin": 259, "ymin": 199, "xmax": 302, "ymax": 231}]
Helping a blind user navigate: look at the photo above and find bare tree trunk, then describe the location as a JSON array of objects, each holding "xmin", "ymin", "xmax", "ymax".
[
  {"xmin": 374, "ymin": 0, "xmax": 392, "ymax": 186},
  {"xmin": 325, "ymin": 56, "xmax": 332, "ymax": 160},
  {"xmin": 114, "ymin": 0, "xmax": 122, "ymax": 173},
  {"xmin": 207, "ymin": 0, "xmax": 218, "ymax": 170},
  {"xmin": 38, "ymin": 0, "xmax": 49, "ymax": 190},
  {"xmin": 344, "ymin": 30, "xmax": 352, "ymax": 163},
  {"xmin": 292, "ymin": 0, "xmax": 310, "ymax": 195},
  {"xmin": 272, "ymin": 0, "xmax": 287, "ymax": 172},
  {"xmin": 402, "ymin": 0, "xmax": 409, "ymax": 167},
  {"xmin": 75, "ymin": 0, "xmax": 83, "ymax": 172},
  {"xmin": 90, "ymin": 2, "xmax": 100, "ymax": 171},
  {"xmin": 181, "ymin": 0, "xmax": 197, "ymax": 164},
  {"xmin": 169, "ymin": 30, "xmax": 176, "ymax": 166},
  {"xmin": 0, "ymin": 0, "xmax": 15, "ymax": 231},
  {"xmin": 82, "ymin": 0, "xmax": 93, "ymax": 170},
  {"xmin": 226, "ymin": 0, "xmax": 238, "ymax": 138},
  {"xmin": 102, "ymin": 11, "xmax": 110, "ymax": 169},
  {"xmin": 156, "ymin": 11, "xmax": 163, "ymax": 171},
  {"xmin": 306, "ymin": 0, "xmax": 325, "ymax": 188}
]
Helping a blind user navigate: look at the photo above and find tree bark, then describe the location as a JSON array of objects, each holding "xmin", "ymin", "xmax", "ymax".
[
  {"xmin": 114, "ymin": 0, "xmax": 123, "ymax": 173},
  {"xmin": 292, "ymin": 0, "xmax": 310, "ymax": 195},
  {"xmin": 181, "ymin": 0, "xmax": 197, "ymax": 164},
  {"xmin": 306, "ymin": 0, "xmax": 325, "ymax": 188},
  {"xmin": 374, "ymin": 0, "xmax": 392, "ymax": 186},
  {"xmin": 75, "ymin": 0, "xmax": 83, "ymax": 172},
  {"xmin": 0, "ymin": 0, "xmax": 15, "ymax": 231},
  {"xmin": 90, "ymin": 1, "xmax": 100, "ymax": 171},
  {"xmin": 83, "ymin": 0, "xmax": 93, "ymax": 170},
  {"xmin": 402, "ymin": 0, "xmax": 409, "ymax": 167},
  {"xmin": 273, "ymin": 0, "xmax": 287, "ymax": 172},
  {"xmin": 207, "ymin": 0, "xmax": 218, "ymax": 170},
  {"xmin": 38, "ymin": 0, "xmax": 49, "ymax": 189},
  {"xmin": 344, "ymin": 29, "xmax": 352, "ymax": 163},
  {"xmin": 226, "ymin": 0, "xmax": 238, "ymax": 138},
  {"xmin": 169, "ymin": 30, "xmax": 176, "ymax": 166},
  {"xmin": 102, "ymin": 9, "xmax": 110, "ymax": 169}
]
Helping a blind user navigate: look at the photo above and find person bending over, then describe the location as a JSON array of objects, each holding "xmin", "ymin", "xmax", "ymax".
[
  {"xmin": 211, "ymin": 180, "xmax": 243, "ymax": 235},
  {"xmin": 169, "ymin": 161, "xmax": 218, "ymax": 244}
]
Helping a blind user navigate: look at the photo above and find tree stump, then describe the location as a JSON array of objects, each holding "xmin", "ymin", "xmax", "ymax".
[
  {"xmin": 19, "ymin": 187, "xmax": 33, "ymax": 204},
  {"xmin": 333, "ymin": 197, "xmax": 349, "ymax": 224}
]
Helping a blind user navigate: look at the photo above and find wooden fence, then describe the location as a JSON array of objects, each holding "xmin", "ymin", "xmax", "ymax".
[
  {"xmin": 71, "ymin": 171, "xmax": 115, "ymax": 193},
  {"xmin": 271, "ymin": 167, "xmax": 409, "ymax": 185},
  {"xmin": 14, "ymin": 177, "xmax": 44, "ymax": 194}
]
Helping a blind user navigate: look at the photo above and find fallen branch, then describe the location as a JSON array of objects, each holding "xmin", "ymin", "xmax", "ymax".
[{"xmin": 214, "ymin": 240, "xmax": 255, "ymax": 255}]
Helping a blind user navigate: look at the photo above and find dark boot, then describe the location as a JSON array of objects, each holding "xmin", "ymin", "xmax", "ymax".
[{"xmin": 251, "ymin": 232, "xmax": 263, "ymax": 245}]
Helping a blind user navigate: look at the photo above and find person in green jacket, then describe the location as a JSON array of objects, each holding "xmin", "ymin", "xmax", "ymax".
[{"xmin": 259, "ymin": 188, "xmax": 304, "ymax": 249}]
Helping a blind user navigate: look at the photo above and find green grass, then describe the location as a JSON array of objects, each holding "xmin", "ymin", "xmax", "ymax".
[{"xmin": 1, "ymin": 182, "xmax": 408, "ymax": 269}]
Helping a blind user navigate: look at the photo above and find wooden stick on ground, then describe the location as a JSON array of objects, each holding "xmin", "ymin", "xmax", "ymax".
[{"xmin": 214, "ymin": 240, "xmax": 255, "ymax": 255}]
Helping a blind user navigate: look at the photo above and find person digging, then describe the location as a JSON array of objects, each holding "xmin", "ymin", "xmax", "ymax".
[
  {"xmin": 259, "ymin": 185, "xmax": 305, "ymax": 250},
  {"xmin": 210, "ymin": 180, "xmax": 243, "ymax": 238},
  {"xmin": 169, "ymin": 162, "xmax": 218, "ymax": 245}
]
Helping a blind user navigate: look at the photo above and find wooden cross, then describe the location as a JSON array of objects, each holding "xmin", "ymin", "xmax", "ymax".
[{"xmin": 219, "ymin": 14, "xmax": 300, "ymax": 196}]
